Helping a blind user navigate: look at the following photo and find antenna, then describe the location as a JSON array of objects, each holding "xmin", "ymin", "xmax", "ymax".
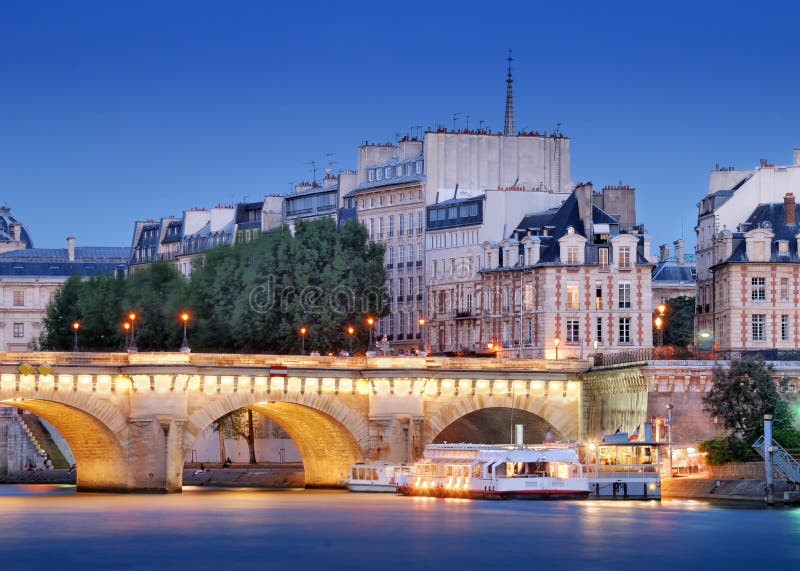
[
  {"xmin": 452, "ymin": 112, "xmax": 462, "ymax": 132},
  {"xmin": 305, "ymin": 160, "xmax": 317, "ymax": 182},
  {"xmin": 325, "ymin": 153, "xmax": 337, "ymax": 169},
  {"xmin": 479, "ymin": 120, "xmax": 487, "ymax": 132},
  {"xmin": 555, "ymin": 121, "xmax": 562, "ymax": 135},
  {"xmin": 465, "ymin": 115, "xmax": 470, "ymax": 131}
]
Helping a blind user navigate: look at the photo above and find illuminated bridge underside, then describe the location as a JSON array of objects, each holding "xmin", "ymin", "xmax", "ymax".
[{"xmin": 0, "ymin": 352, "xmax": 649, "ymax": 492}]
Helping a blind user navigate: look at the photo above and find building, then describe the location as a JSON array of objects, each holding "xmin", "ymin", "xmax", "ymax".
[
  {"xmin": 348, "ymin": 139, "xmax": 426, "ymax": 354},
  {"xmin": 0, "ymin": 206, "xmax": 33, "ymax": 254},
  {"xmin": 0, "ymin": 216, "xmax": 128, "ymax": 351},
  {"xmin": 695, "ymin": 149, "xmax": 800, "ymax": 348},
  {"xmin": 283, "ymin": 170, "xmax": 358, "ymax": 234},
  {"xmin": 471, "ymin": 183, "xmax": 654, "ymax": 358},
  {"xmin": 651, "ymin": 239, "xmax": 696, "ymax": 305}
]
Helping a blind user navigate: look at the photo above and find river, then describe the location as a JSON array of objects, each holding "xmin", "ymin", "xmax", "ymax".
[{"xmin": 0, "ymin": 485, "xmax": 797, "ymax": 570}]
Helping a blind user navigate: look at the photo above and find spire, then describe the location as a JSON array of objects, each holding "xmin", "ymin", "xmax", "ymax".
[{"xmin": 503, "ymin": 49, "xmax": 514, "ymax": 136}]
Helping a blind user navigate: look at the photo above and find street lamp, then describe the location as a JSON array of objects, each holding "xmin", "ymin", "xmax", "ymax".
[
  {"xmin": 487, "ymin": 341, "xmax": 495, "ymax": 351},
  {"xmin": 654, "ymin": 315, "xmax": 664, "ymax": 347},
  {"xmin": 127, "ymin": 312, "xmax": 137, "ymax": 352},
  {"xmin": 180, "ymin": 312, "xmax": 190, "ymax": 353},
  {"xmin": 122, "ymin": 322, "xmax": 130, "ymax": 348},
  {"xmin": 666, "ymin": 403, "xmax": 674, "ymax": 477},
  {"xmin": 553, "ymin": 337, "xmax": 560, "ymax": 360},
  {"xmin": 418, "ymin": 317, "xmax": 426, "ymax": 354},
  {"xmin": 346, "ymin": 326, "xmax": 354, "ymax": 356},
  {"xmin": 71, "ymin": 321, "xmax": 80, "ymax": 352},
  {"xmin": 299, "ymin": 326, "xmax": 307, "ymax": 355},
  {"xmin": 366, "ymin": 316, "xmax": 375, "ymax": 354}
]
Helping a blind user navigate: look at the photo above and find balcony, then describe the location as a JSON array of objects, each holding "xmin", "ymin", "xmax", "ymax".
[
  {"xmin": 454, "ymin": 309, "xmax": 476, "ymax": 319},
  {"xmin": 406, "ymin": 261, "xmax": 414, "ymax": 268},
  {"xmin": 406, "ymin": 295, "xmax": 414, "ymax": 302},
  {"xmin": 416, "ymin": 293, "xmax": 423, "ymax": 301},
  {"xmin": 386, "ymin": 263, "xmax": 394, "ymax": 269},
  {"xmin": 415, "ymin": 260, "xmax": 422, "ymax": 267}
]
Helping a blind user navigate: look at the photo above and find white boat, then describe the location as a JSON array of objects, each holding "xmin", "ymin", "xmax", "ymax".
[
  {"xmin": 345, "ymin": 461, "xmax": 413, "ymax": 493},
  {"xmin": 399, "ymin": 442, "xmax": 591, "ymax": 500}
]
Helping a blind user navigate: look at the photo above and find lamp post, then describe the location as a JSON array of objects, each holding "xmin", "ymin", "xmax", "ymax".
[
  {"xmin": 127, "ymin": 312, "xmax": 137, "ymax": 352},
  {"xmin": 553, "ymin": 337, "xmax": 560, "ymax": 360},
  {"xmin": 418, "ymin": 317, "xmax": 426, "ymax": 354},
  {"xmin": 180, "ymin": 312, "xmax": 190, "ymax": 353},
  {"xmin": 666, "ymin": 403, "xmax": 674, "ymax": 477},
  {"xmin": 654, "ymin": 316, "xmax": 663, "ymax": 347},
  {"xmin": 366, "ymin": 317, "xmax": 375, "ymax": 354},
  {"xmin": 346, "ymin": 326, "xmax": 354, "ymax": 356},
  {"xmin": 299, "ymin": 326, "xmax": 307, "ymax": 355},
  {"xmin": 122, "ymin": 322, "xmax": 130, "ymax": 349},
  {"xmin": 71, "ymin": 321, "xmax": 80, "ymax": 352}
]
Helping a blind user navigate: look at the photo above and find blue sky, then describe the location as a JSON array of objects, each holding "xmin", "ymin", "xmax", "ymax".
[{"xmin": 2, "ymin": 0, "xmax": 799, "ymax": 250}]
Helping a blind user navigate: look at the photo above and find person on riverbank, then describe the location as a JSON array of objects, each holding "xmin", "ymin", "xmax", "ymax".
[{"xmin": 222, "ymin": 457, "xmax": 232, "ymax": 469}]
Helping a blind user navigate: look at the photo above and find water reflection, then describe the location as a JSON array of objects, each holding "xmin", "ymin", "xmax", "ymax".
[{"xmin": 0, "ymin": 485, "xmax": 796, "ymax": 570}]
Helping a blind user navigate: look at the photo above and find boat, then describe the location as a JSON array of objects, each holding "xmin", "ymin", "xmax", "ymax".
[
  {"xmin": 581, "ymin": 423, "xmax": 664, "ymax": 500},
  {"xmin": 345, "ymin": 461, "xmax": 413, "ymax": 493},
  {"xmin": 398, "ymin": 441, "xmax": 591, "ymax": 500}
]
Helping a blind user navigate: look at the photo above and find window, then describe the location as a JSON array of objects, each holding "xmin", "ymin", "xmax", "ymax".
[
  {"xmin": 524, "ymin": 283, "xmax": 533, "ymax": 311},
  {"xmin": 618, "ymin": 282, "xmax": 631, "ymax": 309},
  {"xmin": 406, "ymin": 163, "xmax": 412, "ymax": 176},
  {"xmin": 752, "ymin": 314, "xmax": 766, "ymax": 341},
  {"xmin": 751, "ymin": 277, "xmax": 766, "ymax": 301},
  {"xmin": 398, "ymin": 278, "xmax": 405, "ymax": 296},
  {"xmin": 618, "ymin": 317, "xmax": 631, "ymax": 344},
  {"xmin": 417, "ymin": 212, "xmax": 423, "ymax": 233},
  {"xmin": 370, "ymin": 197, "xmax": 375, "ymax": 207},
  {"xmin": 13, "ymin": 323, "xmax": 24, "ymax": 338},
  {"xmin": 399, "ymin": 214, "xmax": 405, "ymax": 235},
  {"xmin": 396, "ymin": 166, "xmax": 403, "ymax": 177},
  {"xmin": 13, "ymin": 291, "xmax": 24, "ymax": 307},
  {"xmin": 416, "ymin": 161, "xmax": 423, "ymax": 174},
  {"xmin": 378, "ymin": 218, "xmax": 384, "ymax": 238},
  {"xmin": 408, "ymin": 244, "xmax": 414, "ymax": 264},
  {"xmin": 389, "ymin": 216, "xmax": 395, "ymax": 237},
  {"xmin": 619, "ymin": 246, "xmax": 632, "ymax": 269},
  {"xmin": 566, "ymin": 245, "xmax": 579, "ymax": 265},
  {"xmin": 566, "ymin": 282, "xmax": 579, "ymax": 309},
  {"xmin": 469, "ymin": 203, "xmax": 478, "ymax": 216},
  {"xmin": 448, "ymin": 207, "xmax": 457, "ymax": 219},
  {"xmin": 379, "ymin": 196, "xmax": 384, "ymax": 206},
  {"xmin": 599, "ymin": 248, "xmax": 609, "ymax": 268},
  {"xmin": 781, "ymin": 277, "xmax": 789, "ymax": 301},
  {"xmin": 567, "ymin": 319, "xmax": 580, "ymax": 343},
  {"xmin": 368, "ymin": 170, "xmax": 375, "ymax": 182},
  {"xmin": 752, "ymin": 241, "xmax": 764, "ymax": 261},
  {"xmin": 385, "ymin": 167, "xmax": 391, "ymax": 179},
  {"xmin": 779, "ymin": 241, "xmax": 789, "ymax": 255},
  {"xmin": 596, "ymin": 317, "xmax": 603, "ymax": 343},
  {"xmin": 781, "ymin": 315, "xmax": 790, "ymax": 341},
  {"xmin": 595, "ymin": 282, "xmax": 603, "ymax": 310},
  {"xmin": 398, "ymin": 246, "xmax": 405, "ymax": 264},
  {"xmin": 388, "ymin": 247, "xmax": 395, "ymax": 265},
  {"xmin": 376, "ymin": 169, "xmax": 383, "ymax": 181},
  {"xmin": 408, "ymin": 215, "xmax": 414, "ymax": 235}
]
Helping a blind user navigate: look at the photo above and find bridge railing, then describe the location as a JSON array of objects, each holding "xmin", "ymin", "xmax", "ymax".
[{"xmin": 592, "ymin": 348, "xmax": 652, "ymax": 367}]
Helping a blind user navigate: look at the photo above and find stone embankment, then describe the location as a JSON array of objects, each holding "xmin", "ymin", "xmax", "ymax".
[{"xmin": 662, "ymin": 476, "xmax": 795, "ymax": 503}]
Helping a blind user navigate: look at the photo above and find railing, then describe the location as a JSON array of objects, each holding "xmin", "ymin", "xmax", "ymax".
[
  {"xmin": 592, "ymin": 348, "xmax": 652, "ymax": 367},
  {"xmin": 752, "ymin": 435, "xmax": 800, "ymax": 484},
  {"xmin": 652, "ymin": 346, "xmax": 800, "ymax": 362}
]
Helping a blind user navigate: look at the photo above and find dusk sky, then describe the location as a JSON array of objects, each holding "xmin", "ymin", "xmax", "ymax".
[{"xmin": 2, "ymin": 1, "xmax": 799, "ymax": 249}]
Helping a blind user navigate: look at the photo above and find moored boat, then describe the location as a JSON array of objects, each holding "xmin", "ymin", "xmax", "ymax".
[
  {"xmin": 399, "ymin": 442, "xmax": 591, "ymax": 500},
  {"xmin": 345, "ymin": 461, "xmax": 413, "ymax": 492}
]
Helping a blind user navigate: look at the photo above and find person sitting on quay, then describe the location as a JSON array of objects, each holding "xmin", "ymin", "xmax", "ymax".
[{"xmin": 222, "ymin": 457, "xmax": 232, "ymax": 469}]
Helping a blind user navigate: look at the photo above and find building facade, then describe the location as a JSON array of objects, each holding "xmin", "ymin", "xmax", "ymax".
[
  {"xmin": 695, "ymin": 149, "xmax": 800, "ymax": 347},
  {"xmin": 651, "ymin": 239, "xmax": 696, "ymax": 305},
  {"xmin": 469, "ymin": 183, "xmax": 654, "ymax": 358}
]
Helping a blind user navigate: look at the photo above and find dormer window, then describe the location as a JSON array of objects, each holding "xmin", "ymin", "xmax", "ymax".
[
  {"xmin": 385, "ymin": 167, "xmax": 392, "ymax": 179},
  {"xmin": 779, "ymin": 241, "xmax": 789, "ymax": 255},
  {"xmin": 619, "ymin": 246, "xmax": 632, "ymax": 269},
  {"xmin": 368, "ymin": 170, "xmax": 375, "ymax": 182},
  {"xmin": 567, "ymin": 245, "xmax": 579, "ymax": 265},
  {"xmin": 416, "ymin": 161, "xmax": 423, "ymax": 174},
  {"xmin": 396, "ymin": 166, "xmax": 403, "ymax": 177}
]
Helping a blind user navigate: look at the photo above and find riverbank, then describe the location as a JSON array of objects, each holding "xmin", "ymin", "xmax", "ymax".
[{"xmin": 662, "ymin": 475, "xmax": 796, "ymax": 504}]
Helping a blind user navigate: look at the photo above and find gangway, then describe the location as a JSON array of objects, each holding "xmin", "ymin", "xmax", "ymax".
[{"xmin": 752, "ymin": 435, "xmax": 800, "ymax": 484}]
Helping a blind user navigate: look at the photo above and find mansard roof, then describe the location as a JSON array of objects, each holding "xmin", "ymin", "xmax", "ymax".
[
  {"xmin": 0, "ymin": 206, "xmax": 33, "ymax": 248},
  {"xmin": 723, "ymin": 202, "xmax": 800, "ymax": 263}
]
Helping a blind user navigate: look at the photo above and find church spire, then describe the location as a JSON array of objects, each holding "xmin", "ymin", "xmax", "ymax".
[{"xmin": 503, "ymin": 49, "xmax": 514, "ymax": 136}]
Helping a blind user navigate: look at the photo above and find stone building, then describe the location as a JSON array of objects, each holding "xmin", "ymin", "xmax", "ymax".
[
  {"xmin": 695, "ymin": 149, "xmax": 800, "ymax": 349},
  {"xmin": 0, "ymin": 209, "xmax": 128, "ymax": 351},
  {"xmin": 283, "ymin": 170, "xmax": 358, "ymax": 234},
  {"xmin": 471, "ymin": 183, "xmax": 654, "ymax": 358},
  {"xmin": 651, "ymin": 239, "xmax": 696, "ymax": 305}
]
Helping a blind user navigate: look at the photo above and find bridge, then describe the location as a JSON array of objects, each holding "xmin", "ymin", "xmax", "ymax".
[{"xmin": 0, "ymin": 351, "xmax": 660, "ymax": 492}]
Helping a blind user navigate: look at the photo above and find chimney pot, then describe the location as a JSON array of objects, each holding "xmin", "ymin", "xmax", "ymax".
[
  {"xmin": 794, "ymin": 148, "xmax": 800, "ymax": 167},
  {"xmin": 785, "ymin": 193, "xmax": 796, "ymax": 225},
  {"xmin": 67, "ymin": 236, "xmax": 76, "ymax": 262},
  {"xmin": 659, "ymin": 244, "xmax": 670, "ymax": 262},
  {"xmin": 673, "ymin": 239, "xmax": 685, "ymax": 264}
]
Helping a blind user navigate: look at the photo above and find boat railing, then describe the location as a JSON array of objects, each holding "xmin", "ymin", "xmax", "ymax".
[{"xmin": 583, "ymin": 463, "xmax": 661, "ymax": 480}]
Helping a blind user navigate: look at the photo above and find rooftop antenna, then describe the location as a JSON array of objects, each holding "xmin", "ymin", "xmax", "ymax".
[
  {"xmin": 452, "ymin": 113, "xmax": 462, "ymax": 132},
  {"xmin": 555, "ymin": 121, "xmax": 562, "ymax": 135},
  {"xmin": 325, "ymin": 153, "xmax": 337, "ymax": 169},
  {"xmin": 466, "ymin": 115, "xmax": 471, "ymax": 131},
  {"xmin": 479, "ymin": 120, "xmax": 487, "ymax": 132},
  {"xmin": 503, "ymin": 49, "xmax": 515, "ymax": 136},
  {"xmin": 305, "ymin": 160, "xmax": 317, "ymax": 182},
  {"xmin": 415, "ymin": 125, "xmax": 424, "ymax": 139}
]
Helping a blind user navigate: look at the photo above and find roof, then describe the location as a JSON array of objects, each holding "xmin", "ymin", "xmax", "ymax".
[
  {"xmin": 652, "ymin": 257, "xmax": 697, "ymax": 283},
  {"xmin": 723, "ymin": 202, "xmax": 800, "ymax": 263},
  {"xmin": 0, "ymin": 246, "xmax": 130, "ymax": 262},
  {"xmin": 0, "ymin": 206, "xmax": 34, "ymax": 248}
]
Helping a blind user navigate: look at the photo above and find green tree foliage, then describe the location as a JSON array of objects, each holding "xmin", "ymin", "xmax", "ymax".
[
  {"xmin": 40, "ymin": 218, "xmax": 388, "ymax": 354},
  {"xmin": 661, "ymin": 296, "xmax": 695, "ymax": 347},
  {"xmin": 701, "ymin": 358, "xmax": 800, "ymax": 462}
]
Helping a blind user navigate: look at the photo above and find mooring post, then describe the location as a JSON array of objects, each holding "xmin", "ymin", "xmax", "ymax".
[{"xmin": 764, "ymin": 414, "xmax": 774, "ymax": 506}]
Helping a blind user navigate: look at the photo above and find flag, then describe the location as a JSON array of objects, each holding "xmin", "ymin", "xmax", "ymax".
[{"xmin": 628, "ymin": 425, "xmax": 640, "ymax": 442}]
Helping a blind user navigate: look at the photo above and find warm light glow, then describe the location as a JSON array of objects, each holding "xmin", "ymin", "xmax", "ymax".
[
  {"xmin": 418, "ymin": 317, "xmax": 425, "ymax": 326},
  {"xmin": 123, "ymin": 322, "xmax": 131, "ymax": 331},
  {"xmin": 553, "ymin": 337, "xmax": 560, "ymax": 347},
  {"xmin": 366, "ymin": 316, "xmax": 375, "ymax": 326},
  {"xmin": 658, "ymin": 303, "xmax": 666, "ymax": 316},
  {"xmin": 347, "ymin": 326, "xmax": 354, "ymax": 335},
  {"xmin": 654, "ymin": 316, "xmax": 663, "ymax": 329},
  {"xmin": 487, "ymin": 342, "xmax": 494, "ymax": 350},
  {"xmin": 72, "ymin": 321, "xmax": 80, "ymax": 331},
  {"xmin": 180, "ymin": 312, "xmax": 190, "ymax": 323},
  {"xmin": 299, "ymin": 326, "xmax": 307, "ymax": 335},
  {"xmin": 588, "ymin": 442, "xmax": 596, "ymax": 451},
  {"xmin": 128, "ymin": 312, "xmax": 137, "ymax": 321}
]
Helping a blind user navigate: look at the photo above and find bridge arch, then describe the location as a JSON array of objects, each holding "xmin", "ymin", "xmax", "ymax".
[
  {"xmin": 1, "ymin": 391, "xmax": 130, "ymax": 492},
  {"xmin": 183, "ymin": 391, "xmax": 369, "ymax": 487},
  {"xmin": 424, "ymin": 394, "xmax": 580, "ymax": 445}
]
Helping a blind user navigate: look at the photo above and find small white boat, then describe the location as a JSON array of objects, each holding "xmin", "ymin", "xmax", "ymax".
[{"xmin": 345, "ymin": 461, "xmax": 413, "ymax": 493}]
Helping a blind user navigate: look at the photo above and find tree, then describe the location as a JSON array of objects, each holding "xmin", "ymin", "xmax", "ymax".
[
  {"xmin": 213, "ymin": 408, "xmax": 258, "ymax": 464},
  {"xmin": 701, "ymin": 358, "xmax": 800, "ymax": 462},
  {"xmin": 654, "ymin": 295, "xmax": 695, "ymax": 347}
]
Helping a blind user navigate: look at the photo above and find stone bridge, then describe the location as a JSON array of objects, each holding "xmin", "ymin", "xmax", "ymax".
[{"xmin": 0, "ymin": 351, "xmax": 624, "ymax": 492}]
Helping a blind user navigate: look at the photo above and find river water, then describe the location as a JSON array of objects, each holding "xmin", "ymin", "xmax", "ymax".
[{"xmin": 0, "ymin": 485, "xmax": 798, "ymax": 570}]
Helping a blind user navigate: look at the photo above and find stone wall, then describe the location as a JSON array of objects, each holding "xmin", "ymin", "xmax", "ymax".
[{"xmin": 0, "ymin": 406, "xmax": 40, "ymax": 473}]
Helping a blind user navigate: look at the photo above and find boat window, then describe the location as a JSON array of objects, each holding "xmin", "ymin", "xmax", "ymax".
[
  {"xmin": 371, "ymin": 468, "xmax": 378, "ymax": 481},
  {"xmin": 352, "ymin": 468, "xmax": 358, "ymax": 479},
  {"xmin": 357, "ymin": 467, "xmax": 365, "ymax": 480}
]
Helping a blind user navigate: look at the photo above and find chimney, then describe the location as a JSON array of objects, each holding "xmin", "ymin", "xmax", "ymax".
[
  {"xmin": 673, "ymin": 239, "xmax": 685, "ymax": 264},
  {"xmin": 659, "ymin": 244, "xmax": 671, "ymax": 262},
  {"xmin": 794, "ymin": 148, "xmax": 800, "ymax": 166},
  {"xmin": 67, "ymin": 236, "xmax": 76, "ymax": 262},
  {"xmin": 10, "ymin": 223, "xmax": 21, "ymax": 241},
  {"xmin": 785, "ymin": 193, "xmax": 796, "ymax": 225}
]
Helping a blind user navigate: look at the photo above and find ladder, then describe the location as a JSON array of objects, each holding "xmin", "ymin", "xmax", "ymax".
[{"xmin": 752, "ymin": 435, "xmax": 800, "ymax": 484}]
